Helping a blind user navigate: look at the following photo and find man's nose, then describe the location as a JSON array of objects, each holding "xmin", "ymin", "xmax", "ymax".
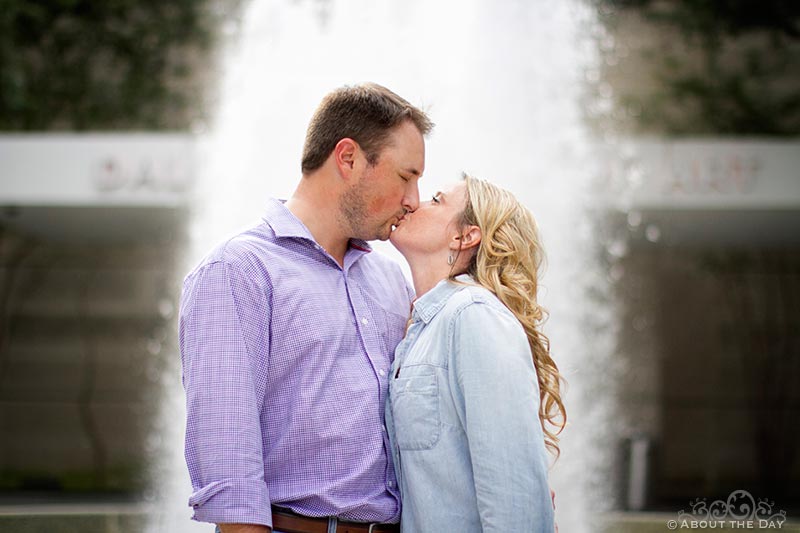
[{"xmin": 403, "ymin": 181, "xmax": 420, "ymax": 213}]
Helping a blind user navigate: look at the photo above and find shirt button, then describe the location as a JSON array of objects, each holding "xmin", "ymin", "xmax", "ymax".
[
  {"xmin": 388, "ymin": 481, "xmax": 395, "ymax": 488},
  {"xmin": 379, "ymin": 369, "xmax": 386, "ymax": 377},
  {"xmin": 382, "ymin": 425, "xmax": 387, "ymax": 432},
  {"xmin": 361, "ymin": 317, "xmax": 369, "ymax": 325}
]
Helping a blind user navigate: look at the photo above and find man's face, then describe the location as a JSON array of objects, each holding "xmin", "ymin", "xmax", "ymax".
[{"xmin": 339, "ymin": 120, "xmax": 425, "ymax": 241}]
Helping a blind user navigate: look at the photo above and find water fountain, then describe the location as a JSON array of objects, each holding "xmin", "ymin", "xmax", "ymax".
[{"xmin": 148, "ymin": 1, "xmax": 618, "ymax": 531}]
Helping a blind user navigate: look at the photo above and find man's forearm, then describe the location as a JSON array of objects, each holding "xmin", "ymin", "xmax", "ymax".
[{"xmin": 218, "ymin": 524, "xmax": 270, "ymax": 533}]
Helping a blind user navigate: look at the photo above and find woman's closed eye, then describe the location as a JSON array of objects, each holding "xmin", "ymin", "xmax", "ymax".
[{"xmin": 431, "ymin": 193, "xmax": 441, "ymax": 204}]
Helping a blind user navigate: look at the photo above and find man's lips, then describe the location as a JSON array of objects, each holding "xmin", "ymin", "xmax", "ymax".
[{"xmin": 391, "ymin": 213, "xmax": 408, "ymax": 232}]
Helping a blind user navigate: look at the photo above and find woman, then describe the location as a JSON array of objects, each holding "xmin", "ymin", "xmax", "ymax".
[{"xmin": 386, "ymin": 174, "xmax": 565, "ymax": 533}]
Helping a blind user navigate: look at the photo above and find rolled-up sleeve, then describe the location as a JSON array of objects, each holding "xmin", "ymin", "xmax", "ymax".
[
  {"xmin": 179, "ymin": 260, "xmax": 272, "ymax": 526},
  {"xmin": 450, "ymin": 302, "xmax": 554, "ymax": 533}
]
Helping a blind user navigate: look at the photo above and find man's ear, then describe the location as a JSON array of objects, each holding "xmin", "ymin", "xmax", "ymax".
[
  {"xmin": 333, "ymin": 138, "xmax": 359, "ymax": 179},
  {"xmin": 449, "ymin": 225, "xmax": 481, "ymax": 251}
]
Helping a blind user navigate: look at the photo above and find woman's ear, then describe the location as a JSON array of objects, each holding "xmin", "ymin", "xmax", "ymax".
[{"xmin": 449, "ymin": 225, "xmax": 481, "ymax": 250}]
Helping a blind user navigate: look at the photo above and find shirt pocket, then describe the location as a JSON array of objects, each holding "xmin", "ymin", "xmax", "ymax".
[
  {"xmin": 390, "ymin": 365, "xmax": 440, "ymax": 450},
  {"xmin": 380, "ymin": 308, "xmax": 409, "ymax": 356},
  {"xmin": 361, "ymin": 290, "xmax": 409, "ymax": 356}
]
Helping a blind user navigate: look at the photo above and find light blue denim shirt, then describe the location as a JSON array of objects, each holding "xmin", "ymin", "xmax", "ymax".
[{"xmin": 386, "ymin": 275, "xmax": 554, "ymax": 533}]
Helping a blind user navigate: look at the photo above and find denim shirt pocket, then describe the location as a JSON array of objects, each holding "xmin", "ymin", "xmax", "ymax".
[{"xmin": 390, "ymin": 364, "xmax": 440, "ymax": 450}]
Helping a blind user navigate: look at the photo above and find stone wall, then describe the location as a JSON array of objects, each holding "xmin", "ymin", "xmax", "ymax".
[
  {"xmin": 612, "ymin": 242, "xmax": 800, "ymax": 508},
  {"xmin": 0, "ymin": 219, "xmax": 185, "ymax": 496}
]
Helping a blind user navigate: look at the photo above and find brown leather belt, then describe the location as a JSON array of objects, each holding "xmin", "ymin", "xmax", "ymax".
[{"xmin": 271, "ymin": 507, "xmax": 399, "ymax": 533}]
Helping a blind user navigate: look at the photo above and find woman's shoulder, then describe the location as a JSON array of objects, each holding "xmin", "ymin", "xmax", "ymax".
[
  {"xmin": 443, "ymin": 282, "xmax": 533, "ymax": 369},
  {"xmin": 444, "ymin": 281, "xmax": 518, "ymax": 325}
]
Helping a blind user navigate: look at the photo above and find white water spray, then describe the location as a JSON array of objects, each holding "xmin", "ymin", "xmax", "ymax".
[{"xmin": 149, "ymin": 1, "xmax": 618, "ymax": 531}]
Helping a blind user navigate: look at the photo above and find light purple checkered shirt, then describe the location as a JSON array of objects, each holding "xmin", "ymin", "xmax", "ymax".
[{"xmin": 180, "ymin": 198, "xmax": 413, "ymax": 527}]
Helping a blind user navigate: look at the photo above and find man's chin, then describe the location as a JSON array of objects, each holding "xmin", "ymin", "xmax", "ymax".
[
  {"xmin": 358, "ymin": 226, "xmax": 392, "ymax": 242},
  {"xmin": 376, "ymin": 222, "xmax": 399, "ymax": 241}
]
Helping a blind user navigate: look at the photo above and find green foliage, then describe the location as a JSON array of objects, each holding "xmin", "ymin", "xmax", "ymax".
[
  {"xmin": 602, "ymin": 0, "xmax": 800, "ymax": 41},
  {"xmin": 0, "ymin": 0, "xmax": 241, "ymax": 130},
  {"xmin": 595, "ymin": 0, "xmax": 800, "ymax": 136}
]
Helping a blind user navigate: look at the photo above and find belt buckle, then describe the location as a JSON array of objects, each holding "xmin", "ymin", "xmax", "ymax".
[{"xmin": 367, "ymin": 524, "xmax": 377, "ymax": 533}]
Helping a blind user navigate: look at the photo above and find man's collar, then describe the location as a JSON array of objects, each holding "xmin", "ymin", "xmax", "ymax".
[{"xmin": 263, "ymin": 198, "xmax": 372, "ymax": 252}]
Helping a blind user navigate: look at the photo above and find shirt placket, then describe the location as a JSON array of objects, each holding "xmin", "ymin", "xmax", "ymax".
[{"xmin": 342, "ymin": 266, "xmax": 399, "ymax": 499}]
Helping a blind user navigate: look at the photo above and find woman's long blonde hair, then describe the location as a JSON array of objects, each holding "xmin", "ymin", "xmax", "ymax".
[{"xmin": 453, "ymin": 173, "xmax": 566, "ymax": 458}]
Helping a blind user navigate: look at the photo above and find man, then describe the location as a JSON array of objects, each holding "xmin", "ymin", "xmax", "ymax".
[{"xmin": 180, "ymin": 83, "xmax": 433, "ymax": 533}]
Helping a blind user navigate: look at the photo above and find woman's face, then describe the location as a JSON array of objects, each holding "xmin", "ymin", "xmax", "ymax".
[{"xmin": 389, "ymin": 181, "xmax": 468, "ymax": 257}]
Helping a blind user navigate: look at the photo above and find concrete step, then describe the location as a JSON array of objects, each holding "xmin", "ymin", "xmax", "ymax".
[{"xmin": 0, "ymin": 502, "xmax": 149, "ymax": 533}]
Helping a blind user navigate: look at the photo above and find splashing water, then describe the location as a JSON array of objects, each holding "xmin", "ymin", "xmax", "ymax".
[{"xmin": 149, "ymin": 1, "xmax": 618, "ymax": 531}]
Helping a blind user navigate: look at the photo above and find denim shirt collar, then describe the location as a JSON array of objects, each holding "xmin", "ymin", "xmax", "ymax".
[
  {"xmin": 263, "ymin": 198, "xmax": 372, "ymax": 253},
  {"xmin": 412, "ymin": 274, "xmax": 474, "ymax": 324}
]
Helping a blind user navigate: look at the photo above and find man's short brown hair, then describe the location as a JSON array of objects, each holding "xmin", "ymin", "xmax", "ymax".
[{"xmin": 301, "ymin": 83, "xmax": 434, "ymax": 175}]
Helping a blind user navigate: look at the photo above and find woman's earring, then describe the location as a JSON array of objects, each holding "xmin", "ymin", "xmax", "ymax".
[{"xmin": 447, "ymin": 252, "xmax": 455, "ymax": 266}]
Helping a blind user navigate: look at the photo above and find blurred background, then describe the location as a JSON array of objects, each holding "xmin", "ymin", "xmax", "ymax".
[{"xmin": 0, "ymin": 1, "xmax": 798, "ymax": 532}]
